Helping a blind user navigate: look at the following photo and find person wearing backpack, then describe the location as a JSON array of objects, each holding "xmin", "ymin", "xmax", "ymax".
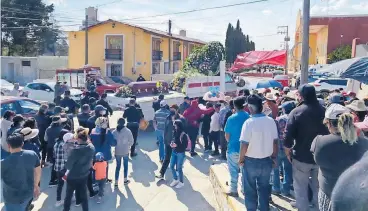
[{"xmin": 169, "ymin": 120, "xmax": 188, "ymax": 189}]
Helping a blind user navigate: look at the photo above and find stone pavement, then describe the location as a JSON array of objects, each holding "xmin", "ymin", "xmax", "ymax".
[{"xmin": 1, "ymin": 111, "xmax": 220, "ymax": 211}]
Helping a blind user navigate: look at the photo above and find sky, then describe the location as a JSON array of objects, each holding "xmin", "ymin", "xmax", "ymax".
[{"xmin": 46, "ymin": 0, "xmax": 368, "ymax": 50}]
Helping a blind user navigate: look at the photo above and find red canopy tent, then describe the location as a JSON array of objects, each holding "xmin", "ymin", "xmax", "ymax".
[{"xmin": 229, "ymin": 50, "xmax": 287, "ymax": 72}]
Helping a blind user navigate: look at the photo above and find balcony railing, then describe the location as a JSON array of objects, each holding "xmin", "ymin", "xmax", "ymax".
[
  {"xmin": 105, "ymin": 49, "xmax": 122, "ymax": 60},
  {"xmin": 152, "ymin": 50, "xmax": 163, "ymax": 61},
  {"xmin": 173, "ymin": 52, "xmax": 181, "ymax": 61}
]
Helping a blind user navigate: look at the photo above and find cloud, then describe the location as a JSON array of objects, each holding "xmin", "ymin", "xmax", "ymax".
[
  {"xmin": 262, "ymin": 9, "xmax": 273, "ymax": 15},
  {"xmin": 352, "ymin": 2, "xmax": 368, "ymax": 11},
  {"xmin": 311, "ymin": 0, "xmax": 349, "ymax": 15}
]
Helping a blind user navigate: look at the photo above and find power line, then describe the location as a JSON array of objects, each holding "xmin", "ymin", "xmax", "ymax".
[
  {"xmin": 2, "ymin": 16, "xmax": 77, "ymax": 22},
  {"xmin": 117, "ymin": 0, "xmax": 269, "ymax": 21}
]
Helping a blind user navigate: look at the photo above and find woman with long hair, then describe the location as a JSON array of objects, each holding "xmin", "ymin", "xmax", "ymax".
[
  {"xmin": 90, "ymin": 117, "xmax": 116, "ymax": 183},
  {"xmin": 311, "ymin": 104, "xmax": 368, "ymax": 211},
  {"xmin": 169, "ymin": 120, "xmax": 188, "ymax": 189},
  {"xmin": 7, "ymin": 115, "xmax": 24, "ymax": 136},
  {"xmin": 35, "ymin": 104, "xmax": 51, "ymax": 166},
  {"xmin": 112, "ymin": 118, "xmax": 134, "ymax": 186}
]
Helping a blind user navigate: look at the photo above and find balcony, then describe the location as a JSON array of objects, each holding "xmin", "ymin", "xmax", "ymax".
[
  {"xmin": 105, "ymin": 49, "xmax": 122, "ymax": 60},
  {"xmin": 173, "ymin": 52, "xmax": 181, "ymax": 61},
  {"xmin": 152, "ymin": 50, "xmax": 163, "ymax": 61}
]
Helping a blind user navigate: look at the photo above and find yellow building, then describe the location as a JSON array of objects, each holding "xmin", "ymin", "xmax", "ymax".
[{"xmin": 68, "ymin": 19, "xmax": 205, "ymax": 80}]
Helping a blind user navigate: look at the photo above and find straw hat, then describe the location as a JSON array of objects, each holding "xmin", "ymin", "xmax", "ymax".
[
  {"xmin": 20, "ymin": 127, "xmax": 39, "ymax": 141},
  {"xmin": 265, "ymin": 93, "xmax": 277, "ymax": 101},
  {"xmin": 346, "ymin": 100, "xmax": 367, "ymax": 112}
]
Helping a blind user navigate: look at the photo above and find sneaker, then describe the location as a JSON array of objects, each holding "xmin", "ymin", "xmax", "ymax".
[
  {"xmin": 90, "ymin": 191, "xmax": 98, "ymax": 198},
  {"xmin": 124, "ymin": 180, "xmax": 130, "ymax": 185},
  {"xmin": 211, "ymin": 151, "xmax": 220, "ymax": 156},
  {"xmin": 106, "ymin": 179, "xmax": 112, "ymax": 183},
  {"xmin": 225, "ymin": 191, "xmax": 239, "ymax": 197},
  {"xmin": 96, "ymin": 197, "xmax": 102, "ymax": 204},
  {"xmin": 55, "ymin": 201, "xmax": 64, "ymax": 207},
  {"xmin": 170, "ymin": 179, "xmax": 179, "ymax": 187},
  {"xmin": 155, "ymin": 174, "xmax": 164, "ymax": 180},
  {"xmin": 48, "ymin": 181, "xmax": 57, "ymax": 187},
  {"xmin": 190, "ymin": 152, "xmax": 198, "ymax": 157},
  {"xmin": 75, "ymin": 203, "xmax": 81, "ymax": 207},
  {"xmin": 175, "ymin": 182, "xmax": 184, "ymax": 189},
  {"xmin": 290, "ymin": 201, "xmax": 297, "ymax": 208}
]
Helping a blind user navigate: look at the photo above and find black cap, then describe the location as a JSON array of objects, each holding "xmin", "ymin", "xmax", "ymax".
[
  {"xmin": 298, "ymin": 84, "xmax": 317, "ymax": 103},
  {"xmin": 245, "ymin": 94, "xmax": 263, "ymax": 107}
]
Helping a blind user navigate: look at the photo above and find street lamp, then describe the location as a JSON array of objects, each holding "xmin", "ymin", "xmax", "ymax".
[{"xmin": 340, "ymin": 34, "xmax": 344, "ymax": 46}]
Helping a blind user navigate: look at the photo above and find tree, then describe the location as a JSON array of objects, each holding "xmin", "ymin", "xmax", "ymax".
[
  {"xmin": 1, "ymin": 0, "xmax": 57, "ymax": 56},
  {"xmin": 182, "ymin": 41, "xmax": 225, "ymax": 75},
  {"xmin": 327, "ymin": 45, "xmax": 352, "ymax": 64},
  {"xmin": 55, "ymin": 38, "xmax": 69, "ymax": 56},
  {"xmin": 225, "ymin": 20, "xmax": 256, "ymax": 65}
]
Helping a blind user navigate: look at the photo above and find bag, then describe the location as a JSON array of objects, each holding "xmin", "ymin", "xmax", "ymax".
[
  {"xmin": 180, "ymin": 132, "xmax": 191, "ymax": 151},
  {"xmin": 139, "ymin": 119, "xmax": 149, "ymax": 131}
]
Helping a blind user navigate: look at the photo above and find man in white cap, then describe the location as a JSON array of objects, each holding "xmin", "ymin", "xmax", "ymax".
[{"xmin": 153, "ymin": 100, "xmax": 171, "ymax": 162}]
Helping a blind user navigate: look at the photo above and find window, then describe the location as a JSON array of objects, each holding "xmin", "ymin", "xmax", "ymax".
[
  {"xmin": 1, "ymin": 102, "xmax": 18, "ymax": 116},
  {"xmin": 107, "ymin": 64, "xmax": 122, "ymax": 76},
  {"xmin": 106, "ymin": 35, "xmax": 123, "ymax": 49},
  {"xmin": 225, "ymin": 73, "xmax": 233, "ymax": 83},
  {"xmin": 173, "ymin": 41, "xmax": 180, "ymax": 52},
  {"xmin": 21, "ymin": 61, "xmax": 31, "ymax": 66},
  {"xmin": 27, "ymin": 83, "xmax": 40, "ymax": 90},
  {"xmin": 164, "ymin": 62, "xmax": 170, "ymax": 74},
  {"xmin": 152, "ymin": 38, "xmax": 161, "ymax": 51},
  {"xmin": 39, "ymin": 84, "xmax": 53, "ymax": 91},
  {"xmin": 173, "ymin": 62, "xmax": 179, "ymax": 73},
  {"xmin": 152, "ymin": 62, "xmax": 160, "ymax": 74},
  {"xmin": 18, "ymin": 100, "xmax": 40, "ymax": 114}
]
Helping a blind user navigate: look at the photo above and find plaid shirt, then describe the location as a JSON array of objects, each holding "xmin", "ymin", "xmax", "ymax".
[{"xmin": 54, "ymin": 140, "xmax": 66, "ymax": 172}]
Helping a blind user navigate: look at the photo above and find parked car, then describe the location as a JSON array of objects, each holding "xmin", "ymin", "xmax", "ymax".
[
  {"xmin": 309, "ymin": 78, "xmax": 348, "ymax": 98},
  {"xmin": 23, "ymin": 81, "xmax": 83, "ymax": 102},
  {"xmin": 1, "ymin": 79, "xmax": 25, "ymax": 96},
  {"xmin": 1, "ymin": 96, "xmax": 41, "ymax": 117}
]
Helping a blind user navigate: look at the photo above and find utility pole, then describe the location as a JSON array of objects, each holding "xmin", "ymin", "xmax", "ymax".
[
  {"xmin": 133, "ymin": 27, "xmax": 136, "ymax": 75},
  {"xmin": 300, "ymin": 0, "xmax": 310, "ymax": 85},
  {"xmin": 277, "ymin": 26, "xmax": 290, "ymax": 74},
  {"xmin": 168, "ymin": 19, "xmax": 172, "ymax": 74},
  {"xmin": 85, "ymin": 15, "xmax": 89, "ymax": 65}
]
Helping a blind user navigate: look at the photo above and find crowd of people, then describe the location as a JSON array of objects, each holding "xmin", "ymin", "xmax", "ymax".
[{"xmin": 1, "ymin": 81, "xmax": 368, "ymax": 211}]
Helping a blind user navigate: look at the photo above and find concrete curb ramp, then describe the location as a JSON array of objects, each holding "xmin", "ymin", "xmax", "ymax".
[{"xmin": 209, "ymin": 163, "xmax": 297, "ymax": 211}]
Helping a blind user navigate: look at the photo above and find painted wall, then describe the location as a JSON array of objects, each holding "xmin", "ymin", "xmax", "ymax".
[
  {"xmin": 68, "ymin": 22, "xmax": 200, "ymax": 80},
  {"xmin": 315, "ymin": 26, "xmax": 328, "ymax": 64}
]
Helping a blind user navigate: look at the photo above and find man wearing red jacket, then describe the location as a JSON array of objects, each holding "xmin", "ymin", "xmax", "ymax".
[{"xmin": 183, "ymin": 100, "xmax": 214, "ymax": 156}]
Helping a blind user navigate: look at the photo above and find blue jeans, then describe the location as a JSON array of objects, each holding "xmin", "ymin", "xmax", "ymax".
[
  {"xmin": 4, "ymin": 197, "xmax": 32, "ymax": 211},
  {"xmin": 156, "ymin": 130, "xmax": 165, "ymax": 161},
  {"xmin": 115, "ymin": 155, "xmax": 129, "ymax": 181},
  {"xmin": 243, "ymin": 157, "xmax": 272, "ymax": 211},
  {"xmin": 272, "ymin": 153, "xmax": 292, "ymax": 195},
  {"xmin": 170, "ymin": 151, "xmax": 185, "ymax": 182},
  {"xmin": 227, "ymin": 152, "xmax": 240, "ymax": 193}
]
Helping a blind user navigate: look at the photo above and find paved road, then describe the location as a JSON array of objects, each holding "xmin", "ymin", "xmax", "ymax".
[{"xmin": 1, "ymin": 111, "xmax": 219, "ymax": 211}]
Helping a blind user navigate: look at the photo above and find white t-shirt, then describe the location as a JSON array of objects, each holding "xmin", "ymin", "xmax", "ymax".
[
  {"xmin": 210, "ymin": 112, "xmax": 220, "ymax": 132},
  {"xmin": 240, "ymin": 114, "xmax": 278, "ymax": 159}
]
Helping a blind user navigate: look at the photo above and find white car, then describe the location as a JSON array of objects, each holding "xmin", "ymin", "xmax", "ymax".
[
  {"xmin": 309, "ymin": 78, "xmax": 348, "ymax": 98},
  {"xmin": 0, "ymin": 79, "xmax": 25, "ymax": 96},
  {"xmin": 23, "ymin": 81, "xmax": 83, "ymax": 102}
]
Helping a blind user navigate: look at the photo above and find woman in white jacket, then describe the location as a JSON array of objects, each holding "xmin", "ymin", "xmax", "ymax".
[
  {"xmin": 113, "ymin": 118, "xmax": 134, "ymax": 186},
  {"xmin": 1, "ymin": 111, "xmax": 15, "ymax": 159}
]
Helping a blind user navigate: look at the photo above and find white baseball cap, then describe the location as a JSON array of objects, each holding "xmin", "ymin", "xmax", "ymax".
[
  {"xmin": 160, "ymin": 100, "xmax": 167, "ymax": 107},
  {"xmin": 325, "ymin": 104, "xmax": 350, "ymax": 120},
  {"xmin": 63, "ymin": 133, "xmax": 75, "ymax": 142}
]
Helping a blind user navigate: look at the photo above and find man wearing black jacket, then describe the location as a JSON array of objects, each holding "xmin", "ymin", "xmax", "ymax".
[
  {"xmin": 77, "ymin": 104, "xmax": 91, "ymax": 128},
  {"xmin": 284, "ymin": 84, "xmax": 329, "ymax": 210},
  {"xmin": 60, "ymin": 91, "xmax": 80, "ymax": 114},
  {"xmin": 123, "ymin": 99, "xmax": 143, "ymax": 157},
  {"xmin": 96, "ymin": 93, "xmax": 113, "ymax": 116}
]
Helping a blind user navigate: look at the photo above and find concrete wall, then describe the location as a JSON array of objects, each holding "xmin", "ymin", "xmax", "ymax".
[
  {"xmin": 38, "ymin": 56, "xmax": 68, "ymax": 79},
  {"xmin": 1, "ymin": 56, "xmax": 38, "ymax": 85}
]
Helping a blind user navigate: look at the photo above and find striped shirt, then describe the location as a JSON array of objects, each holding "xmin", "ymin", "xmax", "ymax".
[{"xmin": 154, "ymin": 108, "xmax": 171, "ymax": 131}]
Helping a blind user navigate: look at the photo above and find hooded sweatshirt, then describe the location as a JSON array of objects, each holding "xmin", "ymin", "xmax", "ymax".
[
  {"xmin": 284, "ymin": 84, "xmax": 329, "ymax": 164},
  {"xmin": 1, "ymin": 119, "xmax": 12, "ymax": 152},
  {"xmin": 112, "ymin": 127, "xmax": 134, "ymax": 156},
  {"xmin": 183, "ymin": 100, "xmax": 214, "ymax": 128}
]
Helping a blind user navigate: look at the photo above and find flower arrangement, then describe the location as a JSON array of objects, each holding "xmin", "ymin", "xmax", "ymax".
[{"xmin": 115, "ymin": 85, "xmax": 133, "ymax": 98}]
